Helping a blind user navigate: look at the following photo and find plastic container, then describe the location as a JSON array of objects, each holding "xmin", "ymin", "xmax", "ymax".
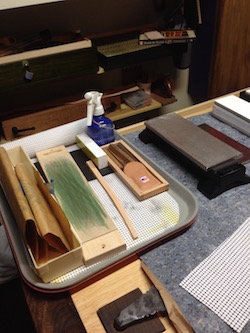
[
  {"xmin": 122, "ymin": 89, "xmax": 152, "ymax": 110},
  {"xmin": 87, "ymin": 114, "xmax": 114, "ymax": 146}
]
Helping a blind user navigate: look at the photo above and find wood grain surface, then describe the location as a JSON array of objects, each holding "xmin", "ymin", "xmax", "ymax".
[
  {"xmin": 2, "ymin": 101, "xmax": 86, "ymax": 141},
  {"xmin": 22, "ymin": 283, "xmax": 86, "ymax": 333},
  {"xmin": 71, "ymin": 260, "xmax": 176, "ymax": 333},
  {"xmin": 209, "ymin": 0, "xmax": 250, "ymax": 97},
  {"xmin": 104, "ymin": 140, "xmax": 169, "ymax": 200}
]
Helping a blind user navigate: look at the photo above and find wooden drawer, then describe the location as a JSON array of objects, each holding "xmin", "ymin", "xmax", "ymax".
[
  {"xmin": 0, "ymin": 42, "xmax": 98, "ymax": 114},
  {"xmin": 2, "ymin": 101, "xmax": 87, "ymax": 141},
  {"xmin": 0, "ymin": 48, "xmax": 98, "ymax": 94}
]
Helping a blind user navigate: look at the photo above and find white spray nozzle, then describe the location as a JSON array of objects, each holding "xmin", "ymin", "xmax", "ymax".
[{"xmin": 84, "ymin": 91, "xmax": 104, "ymax": 126}]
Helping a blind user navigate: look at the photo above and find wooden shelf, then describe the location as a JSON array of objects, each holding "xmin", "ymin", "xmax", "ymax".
[
  {"xmin": 1, "ymin": 98, "xmax": 162, "ymax": 141},
  {"xmin": 108, "ymin": 99, "xmax": 161, "ymax": 122},
  {"xmin": 117, "ymin": 87, "xmax": 247, "ymax": 136}
]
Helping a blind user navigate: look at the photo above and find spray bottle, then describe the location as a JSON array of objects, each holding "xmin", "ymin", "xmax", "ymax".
[{"xmin": 85, "ymin": 91, "xmax": 115, "ymax": 146}]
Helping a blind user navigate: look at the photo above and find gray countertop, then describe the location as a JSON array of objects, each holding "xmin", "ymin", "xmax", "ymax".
[{"xmin": 124, "ymin": 113, "xmax": 250, "ymax": 333}]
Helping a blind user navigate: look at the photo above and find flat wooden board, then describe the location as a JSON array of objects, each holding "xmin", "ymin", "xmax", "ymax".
[
  {"xmin": 97, "ymin": 288, "xmax": 165, "ymax": 333},
  {"xmin": 71, "ymin": 260, "xmax": 176, "ymax": 333},
  {"xmin": 36, "ymin": 145, "xmax": 126, "ymax": 265}
]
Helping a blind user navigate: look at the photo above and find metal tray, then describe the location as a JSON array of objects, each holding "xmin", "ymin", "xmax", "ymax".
[{"xmin": 0, "ymin": 126, "xmax": 198, "ymax": 292}]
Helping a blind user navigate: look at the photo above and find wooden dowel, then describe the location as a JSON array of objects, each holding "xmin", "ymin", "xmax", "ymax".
[
  {"xmin": 116, "ymin": 142, "xmax": 136, "ymax": 160},
  {"xmin": 103, "ymin": 147, "xmax": 124, "ymax": 169},
  {"xmin": 86, "ymin": 160, "xmax": 138, "ymax": 240},
  {"xmin": 109, "ymin": 144, "xmax": 134, "ymax": 165}
]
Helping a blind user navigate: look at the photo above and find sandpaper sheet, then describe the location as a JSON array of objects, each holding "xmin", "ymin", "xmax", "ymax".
[{"xmin": 145, "ymin": 113, "xmax": 242, "ymax": 171}]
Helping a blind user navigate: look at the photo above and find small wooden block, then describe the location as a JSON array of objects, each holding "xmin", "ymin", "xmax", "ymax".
[
  {"xmin": 82, "ymin": 230, "xmax": 126, "ymax": 266},
  {"xmin": 71, "ymin": 260, "xmax": 177, "ymax": 332},
  {"xmin": 97, "ymin": 288, "xmax": 165, "ymax": 333}
]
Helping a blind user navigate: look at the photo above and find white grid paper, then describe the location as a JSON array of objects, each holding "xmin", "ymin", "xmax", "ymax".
[{"xmin": 180, "ymin": 217, "xmax": 250, "ymax": 332}]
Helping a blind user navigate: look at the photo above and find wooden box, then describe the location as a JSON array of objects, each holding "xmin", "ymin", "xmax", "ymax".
[
  {"xmin": 0, "ymin": 146, "xmax": 83, "ymax": 283},
  {"xmin": 103, "ymin": 140, "xmax": 169, "ymax": 200}
]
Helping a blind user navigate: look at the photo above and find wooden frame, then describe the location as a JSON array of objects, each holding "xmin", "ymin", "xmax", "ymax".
[{"xmin": 103, "ymin": 140, "xmax": 169, "ymax": 200}]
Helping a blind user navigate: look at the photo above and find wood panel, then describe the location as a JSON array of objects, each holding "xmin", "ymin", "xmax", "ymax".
[
  {"xmin": 1, "ymin": 99, "xmax": 161, "ymax": 141},
  {"xmin": 209, "ymin": 0, "xmax": 250, "ymax": 97},
  {"xmin": 71, "ymin": 260, "xmax": 177, "ymax": 333},
  {"xmin": 2, "ymin": 101, "xmax": 86, "ymax": 141},
  {"xmin": 22, "ymin": 282, "xmax": 86, "ymax": 333},
  {"xmin": 188, "ymin": 1, "xmax": 250, "ymax": 100}
]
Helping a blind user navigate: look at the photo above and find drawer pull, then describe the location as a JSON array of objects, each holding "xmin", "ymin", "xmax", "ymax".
[
  {"xmin": 22, "ymin": 60, "xmax": 34, "ymax": 81},
  {"xmin": 12, "ymin": 126, "xmax": 35, "ymax": 136}
]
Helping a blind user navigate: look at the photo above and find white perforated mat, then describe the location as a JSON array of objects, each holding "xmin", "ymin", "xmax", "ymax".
[{"xmin": 180, "ymin": 217, "xmax": 250, "ymax": 333}]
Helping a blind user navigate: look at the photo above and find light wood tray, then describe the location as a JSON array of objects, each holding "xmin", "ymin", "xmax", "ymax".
[{"xmin": 103, "ymin": 140, "xmax": 169, "ymax": 200}]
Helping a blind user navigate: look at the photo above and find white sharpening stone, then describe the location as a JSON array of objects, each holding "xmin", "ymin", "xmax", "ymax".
[{"xmin": 76, "ymin": 132, "xmax": 108, "ymax": 169}]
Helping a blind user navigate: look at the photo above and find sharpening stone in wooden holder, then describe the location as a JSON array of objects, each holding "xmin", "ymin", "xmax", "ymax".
[{"xmin": 139, "ymin": 113, "xmax": 250, "ymax": 199}]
